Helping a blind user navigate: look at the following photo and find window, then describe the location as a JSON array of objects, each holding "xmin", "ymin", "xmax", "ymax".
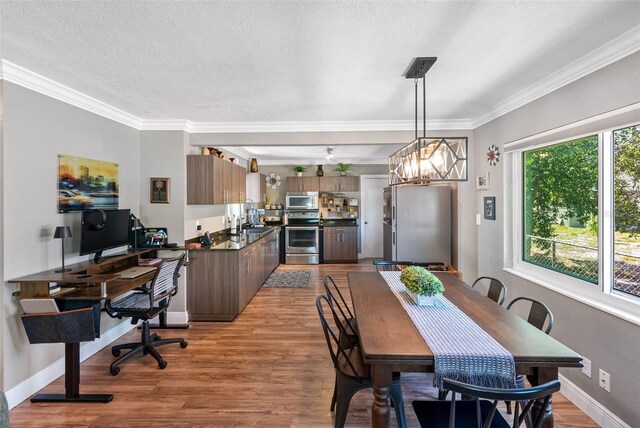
[{"xmin": 523, "ymin": 136, "xmax": 599, "ymax": 284}]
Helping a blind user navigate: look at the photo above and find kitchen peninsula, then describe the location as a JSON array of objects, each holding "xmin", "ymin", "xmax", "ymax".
[{"xmin": 185, "ymin": 226, "xmax": 280, "ymax": 321}]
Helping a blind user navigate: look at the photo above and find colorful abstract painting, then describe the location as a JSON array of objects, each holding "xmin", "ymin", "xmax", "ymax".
[{"xmin": 58, "ymin": 154, "xmax": 119, "ymax": 213}]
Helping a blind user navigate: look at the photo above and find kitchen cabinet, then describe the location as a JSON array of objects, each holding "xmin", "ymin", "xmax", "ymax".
[
  {"xmin": 187, "ymin": 228, "xmax": 280, "ymax": 321},
  {"xmin": 246, "ymin": 173, "xmax": 267, "ymax": 205},
  {"xmin": 318, "ymin": 176, "xmax": 360, "ymax": 192},
  {"xmin": 323, "ymin": 226, "xmax": 358, "ymax": 263},
  {"xmin": 187, "ymin": 155, "xmax": 247, "ymax": 205},
  {"xmin": 286, "ymin": 176, "xmax": 319, "ymax": 192}
]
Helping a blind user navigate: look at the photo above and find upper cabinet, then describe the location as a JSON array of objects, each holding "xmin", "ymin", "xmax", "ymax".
[
  {"xmin": 187, "ymin": 155, "xmax": 247, "ymax": 205},
  {"xmin": 246, "ymin": 173, "xmax": 267, "ymax": 204},
  {"xmin": 286, "ymin": 176, "xmax": 320, "ymax": 192},
  {"xmin": 318, "ymin": 176, "xmax": 360, "ymax": 192}
]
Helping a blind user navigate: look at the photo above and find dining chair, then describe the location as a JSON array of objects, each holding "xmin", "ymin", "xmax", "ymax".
[
  {"xmin": 316, "ymin": 296, "xmax": 407, "ymax": 428},
  {"xmin": 413, "ymin": 378, "xmax": 561, "ymax": 428},
  {"xmin": 373, "ymin": 260, "xmax": 412, "ymax": 271},
  {"xmin": 504, "ymin": 296, "xmax": 554, "ymax": 414},
  {"xmin": 471, "ymin": 276, "xmax": 508, "ymax": 305},
  {"xmin": 323, "ymin": 275, "xmax": 359, "ymax": 349}
]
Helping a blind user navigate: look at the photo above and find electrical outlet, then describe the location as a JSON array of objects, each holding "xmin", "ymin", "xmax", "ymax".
[
  {"xmin": 599, "ymin": 369, "xmax": 610, "ymax": 392},
  {"xmin": 582, "ymin": 357, "xmax": 592, "ymax": 378}
]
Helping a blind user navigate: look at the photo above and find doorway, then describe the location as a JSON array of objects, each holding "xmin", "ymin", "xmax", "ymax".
[{"xmin": 360, "ymin": 175, "xmax": 388, "ymax": 259}]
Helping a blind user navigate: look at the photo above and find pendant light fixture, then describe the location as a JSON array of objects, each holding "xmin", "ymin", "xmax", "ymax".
[{"xmin": 388, "ymin": 57, "xmax": 468, "ymax": 186}]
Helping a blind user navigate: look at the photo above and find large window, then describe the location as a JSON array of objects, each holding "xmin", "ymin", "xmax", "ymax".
[{"xmin": 519, "ymin": 123, "xmax": 640, "ymax": 300}]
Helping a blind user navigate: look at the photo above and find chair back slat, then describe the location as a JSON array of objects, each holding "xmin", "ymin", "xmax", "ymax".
[
  {"xmin": 472, "ymin": 276, "xmax": 507, "ymax": 305},
  {"xmin": 322, "ymin": 276, "xmax": 357, "ymax": 336},
  {"xmin": 507, "ymin": 296, "xmax": 554, "ymax": 335},
  {"xmin": 151, "ymin": 256, "xmax": 183, "ymax": 302}
]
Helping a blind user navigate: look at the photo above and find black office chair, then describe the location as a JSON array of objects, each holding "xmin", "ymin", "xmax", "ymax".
[
  {"xmin": 505, "ymin": 297, "xmax": 554, "ymax": 414},
  {"xmin": 471, "ymin": 276, "xmax": 508, "ymax": 305},
  {"xmin": 413, "ymin": 378, "xmax": 560, "ymax": 428},
  {"xmin": 105, "ymin": 256, "xmax": 188, "ymax": 375},
  {"xmin": 316, "ymin": 296, "xmax": 407, "ymax": 428}
]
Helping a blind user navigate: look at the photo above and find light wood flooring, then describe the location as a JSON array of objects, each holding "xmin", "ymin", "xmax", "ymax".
[{"xmin": 10, "ymin": 262, "xmax": 597, "ymax": 427}]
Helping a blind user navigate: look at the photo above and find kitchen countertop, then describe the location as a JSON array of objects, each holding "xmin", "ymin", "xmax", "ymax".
[
  {"xmin": 320, "ymin": 219, "xmax": 358, "ymax": 227},
  {"xmin": 188, "ymin": 226, "xmax": 279, "ymax": 251}
]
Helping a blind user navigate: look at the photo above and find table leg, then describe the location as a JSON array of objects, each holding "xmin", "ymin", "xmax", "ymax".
[
  {"xmin": 371, "ymin": 364, "xmax": 393, "ymax": 428},
  {"xmin": 527, "ymin": 366, "xmax": 558, "ymax": 428}
]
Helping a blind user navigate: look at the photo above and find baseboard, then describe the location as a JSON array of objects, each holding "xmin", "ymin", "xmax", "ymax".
[
  {"xmin": 149, "ymin": 311, "xmax": 189, "ymax": 325},
  {"xmin": 5, "ymin": 320, "xmax": 135, "ymax": 409},
  {"xmin": 558, "ymin": 373, "xmax": 631, "ymax": 428}
]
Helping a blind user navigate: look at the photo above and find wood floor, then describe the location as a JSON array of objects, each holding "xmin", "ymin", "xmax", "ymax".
[{"xmin": 10, "ymin": 262, "xmax": 597, "ymax": 427}]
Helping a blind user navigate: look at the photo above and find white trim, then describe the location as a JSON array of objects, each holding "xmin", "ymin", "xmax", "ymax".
[
  {"xmin": 558, "ymin": 374, "xmax": 632, "ymax": 428},
  {"xmin": 150, "ymin": 311, "xmax": 189, "ymax": 325},
  {"xmin": 472, "ymin": 25, "xmax": 640, "ymax": 128},
  {"xmin": 139, "ymin": 120, "xmax": 191, "ymax": 131},
  {"xmin": 0, "ymin": 60, "xmax": 142, "ymax": 129},
  {"xmin": 5, "ymin": 320, "xmax": 136, "ymax": 409}
]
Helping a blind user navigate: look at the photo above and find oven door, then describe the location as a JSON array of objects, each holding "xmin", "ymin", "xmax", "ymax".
[
  {"xmin": 286, "ymin": 194, "xmax": 318, "ymax": 210},
  {"xmin": 285, "ymin": 226, "xmax": 319, "ymax": 254}
]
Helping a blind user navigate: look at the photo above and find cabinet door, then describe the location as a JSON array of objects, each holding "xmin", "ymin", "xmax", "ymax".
[
  {"xmin": 213, "ymin": 157, "xmax": 229, "ymax": 204},
  {"xmin": 319, "ymin": 176, "xmax": 340, "ymax": 192},
  {"xmin": 339, "ymin": 176, "xmax": 360, "ymax": 192},
  {"xmin": 340, "ymin": 227, "xmax": 358, "ymax": 261},
  {"xmin": 323, "ymin": 228, "xmax": 341, "ymax": 261},
  {"xmin": 302, "ymin": 177, "xmax": 319, "ymax": 192},
  {"xmin": 286, "ymin": 177, "xmax": 303, "ymax": 192},
  {"xmin": 187, "ymin": 155, "xmax": 216, "ymax": 205},
  {"xmin": 259, "ymin": 173, "xmax": 267, "ymax": 204},
  {"xmin": 239, "ymin": 252, "xmax": 253, "ymax": 309}
]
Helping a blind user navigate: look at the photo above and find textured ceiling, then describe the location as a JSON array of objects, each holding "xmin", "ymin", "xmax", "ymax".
[{"xmin": 1, "ymin": 1, "xmax": 639, "ymax": 124}]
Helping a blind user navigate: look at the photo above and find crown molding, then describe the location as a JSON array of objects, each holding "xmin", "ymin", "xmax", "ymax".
[
  {"xmin": 220, "ymin": 146, "xmax": 254, "ymax": 160},
  {"xmin": 0, "ymin": 60, "xmax": 142, "ymax": 129},
  {"xmin": 471, "ymin": 24, "xmax": 640, "ymax": 128},
  {"xmin": 258, "ymin": 158, "xmax": 389, "ymax": 166}
]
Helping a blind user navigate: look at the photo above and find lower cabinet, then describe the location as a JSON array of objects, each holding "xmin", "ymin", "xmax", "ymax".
[
  {"xmin": 187, "ymin": 229, "xmax": 280, "ymax": 321},
  {"xmin": 323, "ymin": 226, "xmax": 358, "ymax": 263}
]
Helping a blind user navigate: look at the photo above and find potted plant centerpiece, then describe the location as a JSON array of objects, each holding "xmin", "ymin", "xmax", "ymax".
[
  {"xmin": 335, "ymin": 162, "xmax": 352, "ymax": 176},
  {"xmin": 293, "ymin": 166, "xmax": 306, "ymax": 177},
  {"xmin": 400, "ymin": 266, "xmax": 445, "ymax": 306}
]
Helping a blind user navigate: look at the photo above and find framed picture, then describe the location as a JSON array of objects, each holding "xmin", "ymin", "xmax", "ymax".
[
  {"xmin": 150, "ymin": 177, "xmax": 170, "ymax": 204},
  {"xmin": 476, "ymin": 172, "xmax": 489, "ymax": 190},
  {"xmin": 58, "ymin": 154, "xmax": 119, "ymax": 213},
  {"xmin": 484, "ymin": 196, "xmax": 496, "ymax": 220}
]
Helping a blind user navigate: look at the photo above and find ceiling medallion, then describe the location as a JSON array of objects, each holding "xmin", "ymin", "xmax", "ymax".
[
  {"xmin": 266, "ymin": 173, "xmax": 281, "ymax": 189},
  {"xmin": 487, "ymin": 145, "xmax": 500, "ymax": 166}
]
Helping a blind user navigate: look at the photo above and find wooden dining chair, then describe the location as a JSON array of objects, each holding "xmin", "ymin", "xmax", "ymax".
[
  {"xmin": 471, "ymin": 276, "xmax": 508, "ymax": 305},
  {"xmin": 505, "ymin": 296, "xmax": 554, "ymax": 414},
  {"xmin": 414, "ymin": 378, "xmax": 560, "ymax": 428},
  {"xmin": 316, "ymin": 296, "xmax": 407, "ymax": 428}
]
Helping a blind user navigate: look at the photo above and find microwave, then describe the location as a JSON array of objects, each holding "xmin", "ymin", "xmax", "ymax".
[{"xmin": 286, "ymin": 192, "xmax": 319, "ymax": 210}]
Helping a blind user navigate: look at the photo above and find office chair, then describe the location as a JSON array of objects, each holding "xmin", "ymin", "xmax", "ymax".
[{"xmin": 105, "ymin": 256, "xmax": 188, "ymax": 375}]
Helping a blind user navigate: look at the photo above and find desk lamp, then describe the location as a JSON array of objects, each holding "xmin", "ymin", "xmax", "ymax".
[{"xmin": 54, "ymin": 226, "xmax": 72, "ymax": 273}]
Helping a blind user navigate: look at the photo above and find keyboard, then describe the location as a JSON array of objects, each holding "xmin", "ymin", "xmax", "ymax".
[{"xmin": 118, "ymin": 266, "xmax": 157, "ymax": 279}]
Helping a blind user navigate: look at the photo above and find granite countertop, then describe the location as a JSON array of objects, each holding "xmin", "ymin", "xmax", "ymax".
[
  {"xmin": 320, "ymin": 219, "xmax": 358, "ymax": 227},
  {"xmin": 189, "ymin": 226, "xmax": 279, "ymax": 251}
]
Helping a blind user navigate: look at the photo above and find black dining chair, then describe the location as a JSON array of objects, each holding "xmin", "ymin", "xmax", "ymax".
[
  {"xmin": 471, "ymin": 276, "xmax": 508, "ymax": 305},
  {"xmin": 413, "ymin": 378, "xmax": 561, "ymax": 428},
  {"xmin": 323, "ymin": 275, "xmax": 359, "ymax": 349},
  {"xmin": 373, "ymin": 260, "xmax": 412, "ymax": 271},
  {"xmin": 316, "ymin": 296, "xmax": 407, "ymax": 428},
  {"xmin": 504, "ymin": 296, "xmax": 554, "ymax": 414}
]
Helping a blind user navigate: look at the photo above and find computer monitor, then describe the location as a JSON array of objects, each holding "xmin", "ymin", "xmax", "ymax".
[{"xmin": 80, "ymin": 209, "xmax": 131, "ymax": 263}]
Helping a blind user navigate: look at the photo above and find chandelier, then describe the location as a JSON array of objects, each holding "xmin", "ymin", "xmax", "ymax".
[{"xmin": 388, "ymin": 57, "xmax": 468, "ymax": 186}]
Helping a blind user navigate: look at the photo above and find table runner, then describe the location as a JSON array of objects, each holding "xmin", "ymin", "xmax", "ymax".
[{"xmin": 380, "ymin": 272, "xmax": 516, "ymax": 389}]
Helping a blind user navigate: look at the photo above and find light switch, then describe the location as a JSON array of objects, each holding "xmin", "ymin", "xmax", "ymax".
[{"xmin": 476, "ymin": 214, "xmax": 481, "ymax": 225}]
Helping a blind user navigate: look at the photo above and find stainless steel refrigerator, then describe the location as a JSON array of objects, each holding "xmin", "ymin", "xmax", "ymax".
[{"xmin": 383, "ymin": 186, "xmax": 451, "ymax": 264}]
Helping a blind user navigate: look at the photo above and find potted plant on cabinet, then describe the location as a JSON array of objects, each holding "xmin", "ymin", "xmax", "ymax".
[
  {"xmin": 400, "ymin": 266, "xmax": 444, "ymax": 306},
  {"xmin": 293, "ymin": 166, "xmax": 306, "ymax": 177},
  {"xmin": 335, "ymin": 162, "xmax": 352, "ymax": 176}
]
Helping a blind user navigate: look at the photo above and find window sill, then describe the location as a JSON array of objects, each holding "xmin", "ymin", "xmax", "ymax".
[{"xmin": 503, "ymin": 266, "xmax": 640, "ymax": 327}]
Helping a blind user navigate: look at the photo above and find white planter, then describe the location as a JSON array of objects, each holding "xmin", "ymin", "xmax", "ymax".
[
  {"xmin": 296, "ymin": 172, "xmax": 303, "ymax": 177},
  {"xmin": 409, "ymin": 292, "xmax": 438, "ymax": 306}
]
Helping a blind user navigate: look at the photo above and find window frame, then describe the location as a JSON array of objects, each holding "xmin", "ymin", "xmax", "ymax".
[{"xmin": 504, "ymin": 107, "xmax": 640, "ymax": 327}]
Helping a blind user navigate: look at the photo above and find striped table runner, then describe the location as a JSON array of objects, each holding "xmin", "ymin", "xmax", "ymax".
[{"xmin": 380, "ymin": 271, "xmax": 516, "ymax": 389}]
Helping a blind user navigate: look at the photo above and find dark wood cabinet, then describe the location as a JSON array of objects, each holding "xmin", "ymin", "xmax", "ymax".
[
  {"xmin": 318, "ymin": 176, "xmax": 360, "ymax": 192},
  {"xmin": 323, "ymin": 226, "xmax": 358, "ymax": 263},
  {"xmin": 187, "ymin": 155, "xmax": 247, "ymax": 205},
  {"xmin": 286, "ymin": 176, "xmax": 319, "ymax": 192},
  {"xmin": 187, "ymin": 229, "xmax": 280, "ymax": 321}
]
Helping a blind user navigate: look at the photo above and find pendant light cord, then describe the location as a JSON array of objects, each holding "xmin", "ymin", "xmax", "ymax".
[
  {"xmin": 414, "ymin": 78, "xmax": 418, "ymax": 140},
  {"xmin": 423, "ymin": 76, "xmax": 426, "ymax": 138}
]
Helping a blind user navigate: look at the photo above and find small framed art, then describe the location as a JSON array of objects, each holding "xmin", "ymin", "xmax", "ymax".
[
  {"xmin": 150, "ymin": 177, "xmax": 170, "ymax": 204},
  {"xmin": 484, "ymin": 196, "xmax": 496, "ymax": 220},
  {"xmin": 476, "ymin": 172, "xmax": 489, "ymax": 190}
]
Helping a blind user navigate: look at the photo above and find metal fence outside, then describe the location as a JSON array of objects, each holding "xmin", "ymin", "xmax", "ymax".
[{"xmin": 524, "ymin": 235, "xmax": 640, "ymax": 298}]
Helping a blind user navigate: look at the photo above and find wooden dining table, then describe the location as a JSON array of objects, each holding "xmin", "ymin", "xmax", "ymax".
[{"xmin": 348, "ymin": 271, "xmax": 582, "ymax": 428}]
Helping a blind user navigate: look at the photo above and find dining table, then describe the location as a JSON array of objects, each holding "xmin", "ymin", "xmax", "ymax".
[{"xmin": 348, "ymin": 271, "xmax": 582, "ymax": 428}]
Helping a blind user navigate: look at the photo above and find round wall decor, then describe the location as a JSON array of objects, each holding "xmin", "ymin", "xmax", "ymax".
[
  {"xmin": 266, "ymin": 173, "xmax": 281, "ymax": 189},
  {"xmin": 487, "ymin": 145, "xmax": 500, "ymax": 166}
]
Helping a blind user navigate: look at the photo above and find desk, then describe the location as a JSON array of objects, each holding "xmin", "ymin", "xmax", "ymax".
[
  {"xmin": 7, "ymin": 250, "xmax": 161, "ymax": 404},
  {"xmin": 348, "ymin": 271, "xmax": 582, "ymax": 428}
]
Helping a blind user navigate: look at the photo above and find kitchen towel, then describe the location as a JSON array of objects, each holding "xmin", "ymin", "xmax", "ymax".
[{"xmin": 380, "ymin": 271, "xmax": 516, "ymax": 389}]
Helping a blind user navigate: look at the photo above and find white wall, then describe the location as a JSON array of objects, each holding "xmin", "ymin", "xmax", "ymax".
[{"xmin": 2, "ymin": 82, "xmax": 141, "ymax": 391}]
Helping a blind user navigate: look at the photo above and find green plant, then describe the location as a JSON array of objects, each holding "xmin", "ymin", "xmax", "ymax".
[
  {"xmin": 293, "ymin": 165, "xmax": 306, "ymax": 173},
  {"xmin": 335, "ymin": 162, "xmax": 352, "ymax": 173},
  {"xmin": 400, "ymin": 266, "xmax": 444, "ymax": 297}
]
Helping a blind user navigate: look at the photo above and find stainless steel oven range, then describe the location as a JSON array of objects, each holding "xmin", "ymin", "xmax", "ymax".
[{"xmin": 285, "ymin": 210, "xmax": 320, "ymax": 264}]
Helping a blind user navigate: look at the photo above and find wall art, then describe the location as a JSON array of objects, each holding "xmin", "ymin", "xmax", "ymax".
[
  {"xmin": 58, "ymin": 154, "xmax": 118, "ymax": 213},
  {"xmin": 484, "ymin": 196, "xmax": 496, "ymax": 220},
  {"xmin": 150, "ymin": 177, "xmax": 171, "ymax": 204}
]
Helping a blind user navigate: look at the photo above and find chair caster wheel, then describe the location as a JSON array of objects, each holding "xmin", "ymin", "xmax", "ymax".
[
  {"xmin": 158, "ymin": 360, "xmax": 168, "ymax": 369},
  {"xmin": 110, "ymin": 366, "xmax": 120, "ymax": 376},
  {"xmin": 112, "ymin": 349, "xmax": 121, "ymax": 357},
  {"xmin": 154, "ymin": 335, "xmax": 161, "ymax": 341},
  {"xmin": 180, "ymin": 341, "xmax": 188, "ymax": 348}
]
